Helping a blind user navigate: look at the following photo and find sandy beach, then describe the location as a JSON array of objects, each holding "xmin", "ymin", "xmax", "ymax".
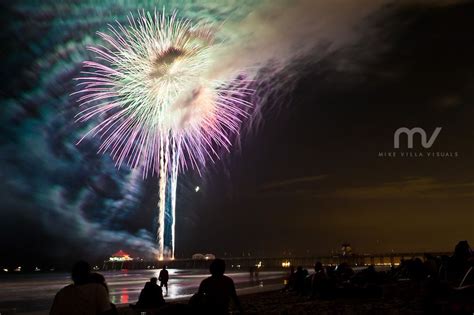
[
  {"xmin": 238, "ymin": 289, "xmax": 423, "ymax": 315},
  {"xmin": 114, "ymin": 282, "xmax": 426, "ymax": 315}
]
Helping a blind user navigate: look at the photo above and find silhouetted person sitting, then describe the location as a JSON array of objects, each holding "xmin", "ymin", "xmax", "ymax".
[
  {"xmin": 311, "ymin": 262, "xmax": 329, "ymax": 297},
  {"xmin": 361, "ymin": 265, "xmax": 378, "ymax": 285},
  {"xmin": 195, "ymin": 259, "xmax": 242, "ymax": 314},
  {"xmin": 283, "ymin": 266, "xmax": 296, "ymax": 292},
  {"xmin": 90, "ymin": 273, "xmax": 118, "ymax": 314},
  {"xmin": 407, "ymin": 258, "xmax": 426, "ymax": 281},
  {"xmin": 288, "ymin": 266, "xmax": 296, "ymax": 289},
  {"xmin": 424, "ymin": 254, "xmax": 439, "ymax": 280},
  {"xmin": 135, "ymin": 277, "xmax": 165, "ymax": 309},
  {"xmin": 294, "ymin": 266, "xmax": 307, "ymax": 294},
  {"xmin": 159, "ymin": 265, "xmax": 169, "ymax": 295},
  {"xmin": 335, "ymin": 263, "xmax": 354, "ymax": 283},
  {"xmin": 447, "ymin": 240, "xmax": 474, "ymax": 285},
  {"xmin": 50, "ymin": 261, "xmax": 112, "ymax": 315},
  {"xmin": 90, "ymin": 273, "xmax": 109, "ymax": 292}
]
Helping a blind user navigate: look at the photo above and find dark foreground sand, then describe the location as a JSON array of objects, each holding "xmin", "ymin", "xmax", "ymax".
[
  {"xmin": 238, "ymin": 290, "xmax": 423, "ymax": 315},
  {"xmin": 118, "ymin": 283, "xmax": 426, "ymax": 315}
]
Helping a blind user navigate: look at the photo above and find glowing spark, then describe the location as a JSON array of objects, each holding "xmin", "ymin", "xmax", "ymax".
[{"xmin": 74, "ymin": 10, "xmax": 253, "ymax": 259}]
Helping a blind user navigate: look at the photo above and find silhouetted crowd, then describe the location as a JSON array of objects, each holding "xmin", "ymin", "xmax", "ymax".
[
  {"xmin": 50, "ymin": 241, "xmax": 474, "ymax": 314},
  {"xmin": 284, "ymin": 261, "xmax": 382, "ymax": 298},
  {"xmin": 50, "ymin": 258, "xmax": 241, "ymax": 315},
  {"xmin": 283, "ymin": 240, "xmax": 474, "ymax": 313}
]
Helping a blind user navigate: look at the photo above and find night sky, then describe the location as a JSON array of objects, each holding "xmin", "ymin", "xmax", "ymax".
[{"xmin": 1, "ymin": 0, "xmax": 473, "ymax": 267}]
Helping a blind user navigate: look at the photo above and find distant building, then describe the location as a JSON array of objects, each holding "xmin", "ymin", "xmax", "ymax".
[
  {"xmin": 192, "ymin": 253, "xmax": 205, "ymax": 260},
  {"xmin": 192, "ymin": 253, "xmax": 216, "ymax": 260},
  {"xmin": 341, "ymin": 243, "xmax": 352, "ymax": 256},
  {"xmin": 109, "ymin": 250, "xmax": 133, "ymax": 262}
]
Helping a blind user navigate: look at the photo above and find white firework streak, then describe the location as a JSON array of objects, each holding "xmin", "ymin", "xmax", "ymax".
[{"xmin": 74, "ymin": 10, "xmax": 253, "ymax": 259}]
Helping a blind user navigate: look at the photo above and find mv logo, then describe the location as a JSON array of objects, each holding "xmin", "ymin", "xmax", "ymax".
[{"xmin": 394, "ymin": 127, "xmax": 442, "ymax": 149}]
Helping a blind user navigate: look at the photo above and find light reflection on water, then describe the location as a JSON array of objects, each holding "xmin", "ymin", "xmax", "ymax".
[
  {"xmin": 121, "ymin": 288, "xmax": 129, "ymax": 304},
  {"xmin": 110, "ymin": 288, "xmax": 130, "ymax": 305},
  {"xmin": 0, "ymin": 269, "xmax": 287, "ymax": 313}
]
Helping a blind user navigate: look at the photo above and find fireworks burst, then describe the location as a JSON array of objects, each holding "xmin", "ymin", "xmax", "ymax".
[{"xmin": 74, "ymin": 10, "xmax": 253, "ymax": 259}]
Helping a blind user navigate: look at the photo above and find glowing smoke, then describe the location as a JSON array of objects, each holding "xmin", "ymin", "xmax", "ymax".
[
  {"xmin": 209, "ymin": 0, "xmax": 385, "ymax": 79},
  {"xmin": 2, "ymin": 0, "xmax": 389, "ymax": 260},
  {"xmin": 75, "ymin": 1, "xmax": 387, "ymax": 259},
  {"xmin": 75, "ymin": 10, "xmax": 253, "ymax": 259}
]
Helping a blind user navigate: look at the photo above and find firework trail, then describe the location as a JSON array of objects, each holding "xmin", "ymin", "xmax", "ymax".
[
  {"xmin": 69, "ymin": 0, "xmax": 384, "ymax": 259},
  {"xmin": 74, "ymin": 10, "xmax": 252, "ymax": 259}
]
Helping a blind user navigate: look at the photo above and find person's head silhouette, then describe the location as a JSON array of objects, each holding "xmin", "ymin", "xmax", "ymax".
[
  {"xmin": 314, "ymin": 262, "xmax": 323, "ymax": 272},
  {"xmin": 150, "ymin": 277, "xmax": 158, "ymax": 284},
  {"xmin": 71, "ymin": 261, "xmax": 90, "ymax": 285},
  {"xmin": 163, "ymin": 265, "xmax": 167, "ymax": 270},
  {"xmin": 209, "ymin": 259, "xmax": 225, "ymax": 276},
  {"xmin": 454, "ymin": 240, "xmax": 471, "ymax": 259}
]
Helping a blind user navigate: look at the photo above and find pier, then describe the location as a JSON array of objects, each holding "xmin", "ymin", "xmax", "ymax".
[{"xmin": 102, "ymin": 251, "xmax": 451, "ymax": 270}]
